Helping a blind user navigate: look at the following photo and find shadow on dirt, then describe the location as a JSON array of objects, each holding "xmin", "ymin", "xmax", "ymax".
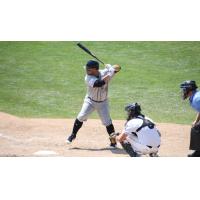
[{"xmin": 69, "ymin": 147, "xmax": 127, "ymax": 155}]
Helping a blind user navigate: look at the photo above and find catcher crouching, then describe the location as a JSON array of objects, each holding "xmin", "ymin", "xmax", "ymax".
[{"xmin": 110, "ymin": 103, "xmax": 161, "ymax": 157}]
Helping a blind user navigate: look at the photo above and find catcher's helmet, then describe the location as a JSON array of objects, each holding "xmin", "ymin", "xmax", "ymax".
[
  {"xmin": 125, "ymin": 103, "xmax": 142, "ymax": 120},
  {"xmin": 86, "ymin": 60, "xmax": 99, "ymax": 70},
  {"xmin": 180, "ymin": 80, "xmax": 198, "ymax": 100}
]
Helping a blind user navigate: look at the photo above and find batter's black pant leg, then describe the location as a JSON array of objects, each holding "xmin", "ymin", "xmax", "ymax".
[
  {"xmin": 120, "ymin": 142, "xmax": 138, "ymax": 157},
  {"xmin": 189, "ymin": 123, "xmax": 200, "ymax": 151},
  {"xmin": 106, "ymin": 123, "xmax": 115, "ymax": 135},
  {"xmin": 106, "ymin": 123, "xmax": 116, "ymax": 144},
  {"xmin": 71, "ymin": 118, "xmax": 83, "ymax": 136}
]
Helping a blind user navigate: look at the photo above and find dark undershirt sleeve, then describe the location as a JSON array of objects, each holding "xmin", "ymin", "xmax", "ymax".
[{"xmin": 93, "ymin": 80, "xmax": 106, "ymax": 87}]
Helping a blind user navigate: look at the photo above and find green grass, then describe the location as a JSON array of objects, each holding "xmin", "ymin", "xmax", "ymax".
[{"xmin": 0, "ymin": 41, "xmax": 200, "ymax": 124}]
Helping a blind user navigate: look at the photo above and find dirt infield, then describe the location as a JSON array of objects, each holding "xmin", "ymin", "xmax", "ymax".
[{"xmin": 0, "ymin": 112, "xmax": 191, "ymax": 157}]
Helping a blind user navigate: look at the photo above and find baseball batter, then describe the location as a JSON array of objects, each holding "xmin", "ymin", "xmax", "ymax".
[
  {"xmin": 111, "ymin": 103, "xmax": 161, "ymax": 157},
  {"xmin": 180, "ymin": 80, "xmax": 200, "ymax": 157},
  {"xmin": 66, "ymin": 60, "xmax": 121, "ymax": 148}
]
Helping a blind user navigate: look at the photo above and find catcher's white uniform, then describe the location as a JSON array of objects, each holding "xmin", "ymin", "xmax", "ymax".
[{"xmin": 123, "ymin": 116, "xmax": 161, "ymax": 155}]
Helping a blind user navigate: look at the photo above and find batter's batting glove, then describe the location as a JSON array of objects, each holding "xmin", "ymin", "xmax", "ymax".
[
  {"xmin": 113, "ymin": 64, "xmax": 121, "ymax": 73},
  {"xmin": 105, "ymin": 64, "xmax": 112, "ymax": 69}
]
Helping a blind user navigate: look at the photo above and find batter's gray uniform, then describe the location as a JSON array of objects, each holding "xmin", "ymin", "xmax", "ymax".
[{"xmin": 77, "ymin": 67, "xmax": 115, "ymax": 126}]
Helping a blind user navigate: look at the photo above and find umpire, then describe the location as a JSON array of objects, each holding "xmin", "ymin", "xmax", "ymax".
[{"xmin": 180, "ymin": 80, "xmax": 200, "ymax": 157}]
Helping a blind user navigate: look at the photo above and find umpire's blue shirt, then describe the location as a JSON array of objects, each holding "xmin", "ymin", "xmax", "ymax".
[{"xmin": 189, "ymin": 90, "xmax": 200, "ymax": 112}]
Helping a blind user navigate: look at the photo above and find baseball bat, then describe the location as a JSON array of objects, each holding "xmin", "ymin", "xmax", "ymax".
[{"xmin": 77, "ymin": 43, "xmax": 105, "ymax": 65}]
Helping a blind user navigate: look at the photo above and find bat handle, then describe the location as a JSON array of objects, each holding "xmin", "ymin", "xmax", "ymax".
[{"xmin": 94, "ymin": 57, "xmax": 104, "ymax": 65}]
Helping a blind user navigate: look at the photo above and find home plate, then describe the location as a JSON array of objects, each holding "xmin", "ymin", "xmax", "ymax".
[{"xmin": 33, "ymin": 150, "xmax": 58, "ymax": 156}]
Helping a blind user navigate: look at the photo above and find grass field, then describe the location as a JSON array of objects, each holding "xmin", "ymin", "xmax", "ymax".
[{"xmin": 0, "ymin": 41, "xmax": 200, "ymax": 124}]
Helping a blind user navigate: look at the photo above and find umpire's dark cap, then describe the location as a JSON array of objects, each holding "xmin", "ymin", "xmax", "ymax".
[{"xmin": 180, "ymin": 80, "xmax": 198, "ymax": 91}]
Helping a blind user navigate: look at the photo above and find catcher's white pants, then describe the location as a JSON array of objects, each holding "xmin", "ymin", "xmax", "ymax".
[
  {"xmin": 77, "ymin": 97, "xmax": 112, "ymax": 126},
  {"xmin": 126, "ymin": 136, "xmax": 159, "ymax": 155}
]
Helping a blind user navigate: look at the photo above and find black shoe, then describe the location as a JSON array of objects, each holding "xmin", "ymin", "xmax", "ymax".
[
  {"xmin": 66, "ymin": 134, "xmax": 76, "ymax": 144},
  {"xmin": 188, "ymin": 151, "xmax": 200, "ymax": 157},
  {"xmin": 109, "ymin": 142, "xmax": 117, "ymax": 149},
  {"xmin": 149, "ymin": 153, "xmax": 159, "ymax": 157}
]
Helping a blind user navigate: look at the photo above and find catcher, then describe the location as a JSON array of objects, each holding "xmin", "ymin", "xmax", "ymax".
[
  {"xmin": 110, "ymin": 102, "xmax": 161, "ymax": 157},
  {"xmin": 66, "ymin": 60, "xmax": 121, "ymax": 148},
  {"xmin": 180, "ymin": 80, "xmax": 200, "ymax": 157}
]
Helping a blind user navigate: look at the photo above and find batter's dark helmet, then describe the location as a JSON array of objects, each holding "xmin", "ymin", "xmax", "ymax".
[
  {"xmin": 86, "ymin": 60, "xmax": 99, "ymax": 70},
  {"xmin": 180, "ymin": 80, "xmax": 198, "ymax": 100},
  {"xmin": 125, "ymin": 103, "xmax": 142, "ymax": 120}
]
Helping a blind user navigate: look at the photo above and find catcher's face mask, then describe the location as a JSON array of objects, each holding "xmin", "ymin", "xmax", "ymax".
[
  {"xmin": 125, "ymin": 103, "xmax": 141, "ymax": 120},
  {"xmin": 180, "ymin": 80, "xmax": 198, "ymax": 100}
]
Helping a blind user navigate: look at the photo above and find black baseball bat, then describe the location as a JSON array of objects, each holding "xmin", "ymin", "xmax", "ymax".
[{"xmin": 77, "ymin": 43, "xmax": 105, "ymax": 65}]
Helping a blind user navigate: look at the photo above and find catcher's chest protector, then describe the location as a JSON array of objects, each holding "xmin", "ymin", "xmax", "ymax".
[{"xmin": 132, "ymin": 117, "xmax": 155, "ymax": 136}]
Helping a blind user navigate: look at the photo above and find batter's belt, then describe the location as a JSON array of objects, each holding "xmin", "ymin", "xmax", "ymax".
[{"xmin": 88, "ymin": 97, "xmax": 107, "ymax": 103}]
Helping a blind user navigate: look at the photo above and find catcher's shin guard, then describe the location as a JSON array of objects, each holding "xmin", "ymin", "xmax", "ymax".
[{"xmin": 121, "ymin": 141, "xmax": 138, "ymax": 157}]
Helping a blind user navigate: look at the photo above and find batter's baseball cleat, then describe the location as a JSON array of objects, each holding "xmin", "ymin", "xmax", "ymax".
[
  {"xmin": 109, "ymin": 142, "xmax": 117, "ymax": 149},
  {"xmin": 149, "ymin": 153, "xmax": 159, "ymax": 157},
  {"xmin": 66, "ymin": 134, "xmax": 76, "ymax": 144}
]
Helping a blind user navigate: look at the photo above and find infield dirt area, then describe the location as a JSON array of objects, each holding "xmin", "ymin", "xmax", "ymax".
[{"xmin": 0, "ymin": 112, "xmax": 191, "ymax": 157}]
